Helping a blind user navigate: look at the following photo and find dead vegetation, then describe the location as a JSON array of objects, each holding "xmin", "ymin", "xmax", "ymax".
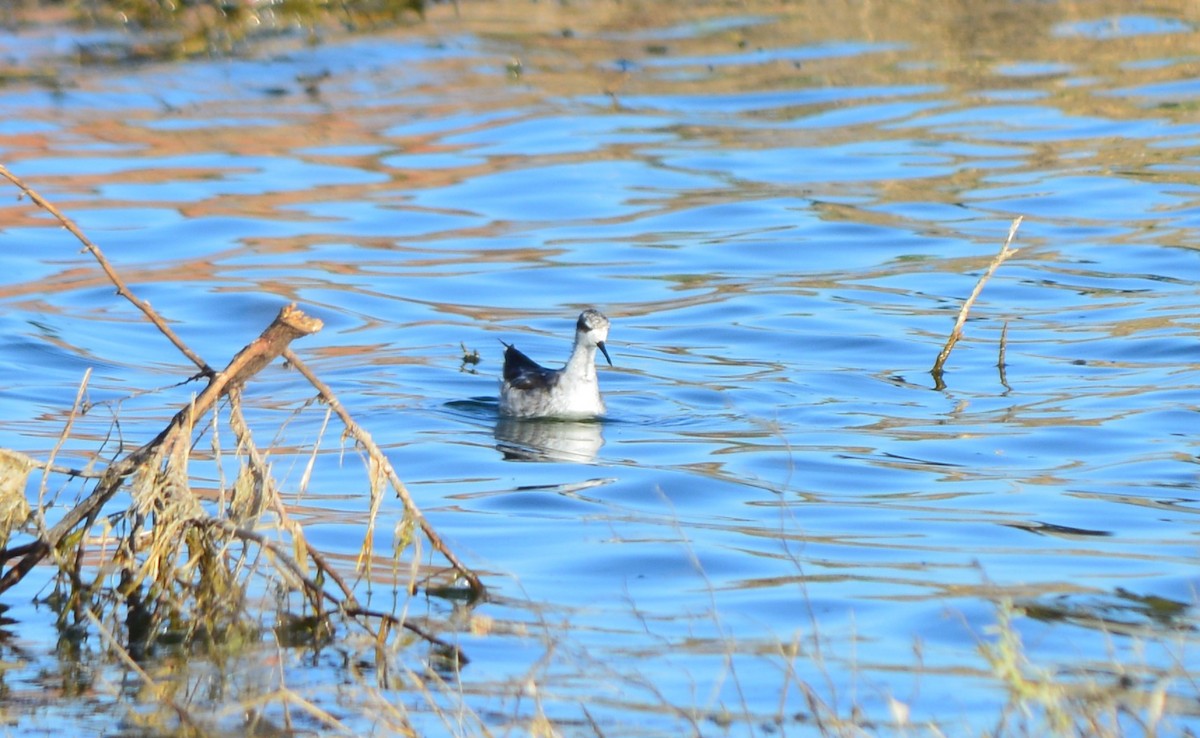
[{"xmin": 0, "ymin": 163, "xmax": 484, "ymax": 733}]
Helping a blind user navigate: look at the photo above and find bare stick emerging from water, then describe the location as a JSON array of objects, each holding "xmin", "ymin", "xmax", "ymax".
[
  {"xmin": 931, "ymin": 216, "xmax": 1024, "ymax": 384},
  {"xmin": 997, "ymin": 320, "xmax": 1011, "ymax": 391}
]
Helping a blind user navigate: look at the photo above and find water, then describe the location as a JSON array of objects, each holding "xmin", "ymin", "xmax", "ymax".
[{"xmin": 1, "ymin": 1, "xmax": 1199, "ymax": 735}]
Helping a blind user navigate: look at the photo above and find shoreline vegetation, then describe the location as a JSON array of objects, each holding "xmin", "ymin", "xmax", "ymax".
[{"xmin": 2, "ymin": 0, "xmax": 431, "ymax": 62}]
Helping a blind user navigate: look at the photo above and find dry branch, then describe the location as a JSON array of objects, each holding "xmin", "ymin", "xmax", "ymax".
[
  {"xmin": 0, "ymin": 304, "xmax": 322, "ymax": 594},
  {"xmin": 931, "ymin": 216, "xmax": 1023, "ymax": 386}
]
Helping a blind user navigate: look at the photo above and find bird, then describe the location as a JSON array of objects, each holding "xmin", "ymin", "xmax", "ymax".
[{"xmin": 499, "ymin": 309, "xmax": 612, "ymax": 419}]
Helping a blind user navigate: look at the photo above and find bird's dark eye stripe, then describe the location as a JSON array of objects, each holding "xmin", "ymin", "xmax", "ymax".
[{"xmin": 577, "ymin": 316, "xmax": 590, "ymax": 331}]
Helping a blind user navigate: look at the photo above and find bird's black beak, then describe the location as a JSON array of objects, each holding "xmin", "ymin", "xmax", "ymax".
[{"xmin": 597, "ymin": 341, "xmax": 612, "ymax": 366}]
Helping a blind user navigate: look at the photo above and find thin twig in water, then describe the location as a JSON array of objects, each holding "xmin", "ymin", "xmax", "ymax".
[
  {"xmin": 38, "ymin": 368, "xmax": 91, "ymax": 529},
  {"xmin": 0, "ymin": 163, "xmax": 214, "ymax": 376},
  {"xmin": 931, "ymin": 216, "xmax": 1024, "ymax": 385},
  {"xmin": 998, "ymin": 320, "xmax": 1011, "ymax": 390}
]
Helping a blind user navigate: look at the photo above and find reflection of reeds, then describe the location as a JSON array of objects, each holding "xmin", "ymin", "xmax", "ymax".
[
  {"xmin": 978, "ymin": 598, "xmax": 1177, "ymax": 738},
  {"xmin": 932, "ymin": 216, "xmax": 1023, "ymax": 387}
]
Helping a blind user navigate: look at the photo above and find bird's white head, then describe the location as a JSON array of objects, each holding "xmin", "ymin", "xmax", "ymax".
[{"xmin": 575, "ymin": 309, "xmax": 612, "ymax": 365}]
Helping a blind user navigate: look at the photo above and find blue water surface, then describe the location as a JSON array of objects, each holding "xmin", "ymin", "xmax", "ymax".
[{"xmin": 0, "ymin": 2, "xmax": 1198, "ymax": 736}]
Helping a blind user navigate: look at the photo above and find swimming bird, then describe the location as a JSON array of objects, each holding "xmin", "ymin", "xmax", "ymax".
[{"xmin": 499, "ymin": 309, "xmax": 612, "ymax": 419}]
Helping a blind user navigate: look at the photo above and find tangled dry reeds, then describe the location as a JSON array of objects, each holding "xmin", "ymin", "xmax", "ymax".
[{"xmin": 0, "ymin": 164, "xmax": 483, "ymax": 692}]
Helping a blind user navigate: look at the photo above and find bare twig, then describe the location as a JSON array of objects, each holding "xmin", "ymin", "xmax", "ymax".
[
  {"xmin": 283, "ymin": 348, "xmax": 485, "ymax": 599},
  {"xmin": 38, "ymin": 368, "xmax": 91, "ymax": 524},
  {"xmin": 931, "ymin": 216, "xmax": 1023, "ymax": 385},
  {"xmin": 0, "ymin": 163, "xmax": 213, "ymax": 376},
  {"xmin": 43, "ymin": 464, "xmax": 105, "ymax": 479}
]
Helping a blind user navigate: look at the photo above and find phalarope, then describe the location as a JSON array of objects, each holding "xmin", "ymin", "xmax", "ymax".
[{"xmin": 500, "ymin": 309, "xmax": 612, "ymax": 419}]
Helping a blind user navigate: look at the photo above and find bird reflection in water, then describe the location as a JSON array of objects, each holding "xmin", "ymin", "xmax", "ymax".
[{"xmin": 494, "ymin": 416, "xmax": 604, "ymax": 463}]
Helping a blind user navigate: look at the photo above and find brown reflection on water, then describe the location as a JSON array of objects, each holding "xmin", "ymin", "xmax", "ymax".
[{"xmin": 0, "ymin": 2, "xmax": 1195, "ymax": 227}]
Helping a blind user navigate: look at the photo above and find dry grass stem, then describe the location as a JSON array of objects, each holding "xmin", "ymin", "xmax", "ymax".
[
  {"xmin": 931, "ymin": 215, "xmax": 1024, "ymax": 384},
  {"xmin": 38, "ymin": 367, "xmax": 92, "ymax": 515}
]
